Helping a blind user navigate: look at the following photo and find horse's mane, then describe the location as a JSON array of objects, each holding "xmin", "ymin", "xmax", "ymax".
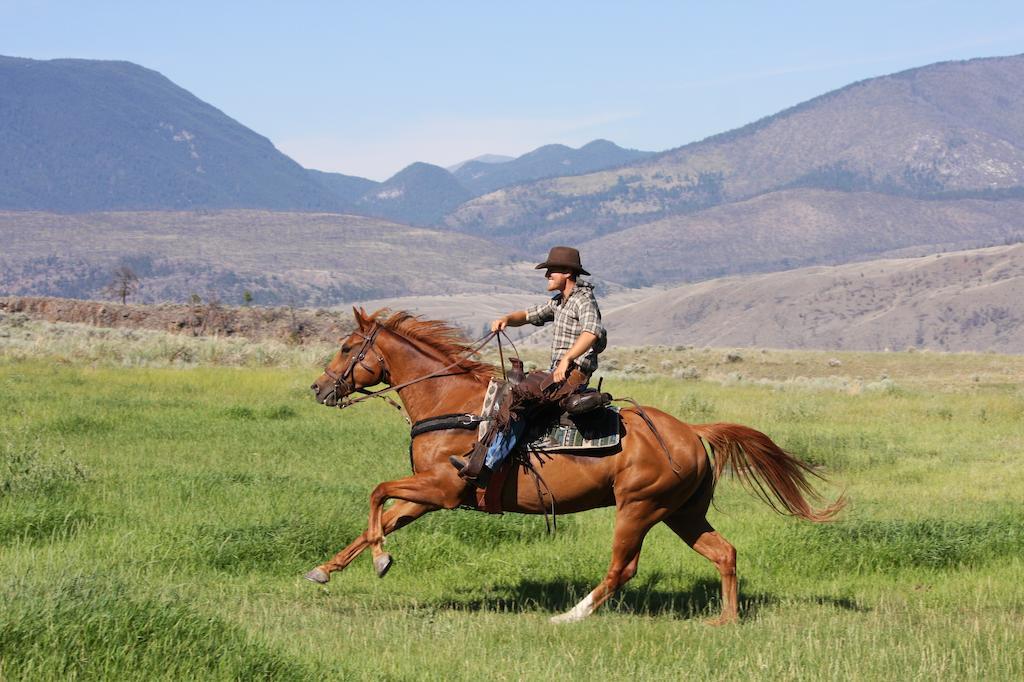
[{"xmin": 370, "ymin": 309, "xmax": 495, "ymax": 382}]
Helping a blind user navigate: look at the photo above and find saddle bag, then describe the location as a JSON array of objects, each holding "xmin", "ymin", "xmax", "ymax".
[{"xmin": 561, "ymin": 389, "xmax": 612, "ymax": 416}]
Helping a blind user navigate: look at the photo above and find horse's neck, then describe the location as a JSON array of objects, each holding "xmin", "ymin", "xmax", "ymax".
[{"xmin": 380, "ymin": 333, "xmax": 487, "ymax": 422}]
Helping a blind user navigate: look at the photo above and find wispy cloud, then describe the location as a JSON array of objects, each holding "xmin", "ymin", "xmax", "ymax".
[{"xmin": 671, "ymin": 30, "xmax": 1024, "ymax": 90}]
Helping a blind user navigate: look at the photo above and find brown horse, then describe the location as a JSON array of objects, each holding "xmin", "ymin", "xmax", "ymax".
[{"xmin": 307, "ymin": 308, "xmax": 844, "ymax": 624}]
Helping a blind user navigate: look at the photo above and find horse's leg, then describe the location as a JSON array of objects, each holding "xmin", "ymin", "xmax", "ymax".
[
  {"xmin": 550, "ymin": 501, "xmax": 665, "ymax": 624},
  {"xmin": 304, "ymin": 501, "xmax": 437, "ymax": 584},
  {"xmin": 367, "ymin": 472, "xmax": 463, "ymax": 577},
  {"xmin": 664, "ymin": 513, "xmax": 738, "ymax": 625}
]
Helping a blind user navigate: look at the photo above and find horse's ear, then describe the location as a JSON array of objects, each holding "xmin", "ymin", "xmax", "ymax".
[{"xmin": 352, "ymin": 306, "xmax": 366, "ymax": 328}]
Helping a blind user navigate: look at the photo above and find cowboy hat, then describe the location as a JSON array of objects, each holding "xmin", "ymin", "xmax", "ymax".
[{"xmin": 535, "ymin": 245, "xmax": 590, "ymax": 276}]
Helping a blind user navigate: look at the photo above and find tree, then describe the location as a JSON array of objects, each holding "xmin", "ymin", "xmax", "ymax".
[{"xmin": 106, "ymin": 265, "xmax": 140, "ymax": 304}]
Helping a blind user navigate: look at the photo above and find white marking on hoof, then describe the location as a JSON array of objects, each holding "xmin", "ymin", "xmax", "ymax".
[
  {"xmin": 304, "ymin": 567, "xmax": 329, "ymax": 584},
  {"xmin": 374, "ymin": 553, "xmax": 393, "ymax": 578},
  {"xmin": 550, "ymin": 592, "xmax": 595, "ymax": 624}
]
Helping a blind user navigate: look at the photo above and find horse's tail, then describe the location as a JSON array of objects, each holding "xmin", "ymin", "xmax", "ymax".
[{"xmin": 691, "ymin": 422, "xmax": 845, "ymax": 522}]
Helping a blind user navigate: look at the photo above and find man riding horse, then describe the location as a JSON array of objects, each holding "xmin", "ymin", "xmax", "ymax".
[
  {"xmin": 449, "ymin": 245, "xmax": 607, "ymax": 486},
  {"xmin": 307, "ymin": 256, "xmax": 843, "ymax": 624}
]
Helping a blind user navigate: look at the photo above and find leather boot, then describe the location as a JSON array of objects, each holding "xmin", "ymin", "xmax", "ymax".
[
  {"xmin": 450, "ymin": 441, "xmax": 489, "ymax": 486},
  {"xmin": 449, "ymin": 459, "xmax": 492, "ymax": 488}
]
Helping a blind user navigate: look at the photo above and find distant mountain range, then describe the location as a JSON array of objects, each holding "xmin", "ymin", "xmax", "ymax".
[
  {"xmin": 309, "ymin": 140, "xmax": 653, "ymax": 225},
  {"xmin": 450, "ymin": 139, "xmax": 654, "ymax": 196},
  {"xmin": 3, "ymin": 52, "xmax": 1024, "ymax": 352},
  {"xmin": 0, "ymin": 54, "xmax": 651, "ymax": 222},
  {"xmin": 446, "ymin": 54, "xmax": 1024, "ymax": 244}
]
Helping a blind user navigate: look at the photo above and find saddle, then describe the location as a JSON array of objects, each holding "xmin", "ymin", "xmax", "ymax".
[
  {"xmin": 477, "ymin": 379, "xmax": 621, "ymax": 454},
  {"xmin": 410, "ymin": 376, "xmax": 621, "ymax": 516}
]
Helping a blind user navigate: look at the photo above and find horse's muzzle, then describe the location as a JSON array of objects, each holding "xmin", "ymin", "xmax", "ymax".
[{"xmin": 311, "ymin": 382, "xmax": 338, "ymax": 407}]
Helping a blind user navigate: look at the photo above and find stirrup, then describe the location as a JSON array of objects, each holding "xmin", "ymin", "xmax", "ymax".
[
  {"xmin": 461, "ymin": 464, "xmax": 492, "ymax": 489},
  {"xmin": 450, "ymin": 455, "xmax": 491, "ymax": 487}
]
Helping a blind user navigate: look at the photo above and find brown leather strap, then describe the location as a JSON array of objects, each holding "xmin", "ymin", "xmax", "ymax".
[
  {"xmin": 497, "ymin": 332, "xmax": 507, "ymax": 381},
  {"xmin": 615, "ymin": 397, "xmax": 683, "ymax": 476},
  {"xmin": 410, "ymin": 413, "xmax": 484, "ymax": 438}
]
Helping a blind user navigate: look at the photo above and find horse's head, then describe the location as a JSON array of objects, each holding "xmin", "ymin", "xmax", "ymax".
[{"xmin": 311, "ymin": 307, "xmax": 389, "ymax": 406}]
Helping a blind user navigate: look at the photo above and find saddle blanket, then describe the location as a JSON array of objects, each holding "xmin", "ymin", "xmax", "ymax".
[
  {"xmin": 478, "ymin": 379, "xmax": 621, "ymax": 453},
  {"xmin": 528, "ymin": 406, "xmax": 621, "ymax": 452}
]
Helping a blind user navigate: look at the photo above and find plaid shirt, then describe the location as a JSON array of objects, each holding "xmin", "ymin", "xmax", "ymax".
[{"xmin": 525, "ymin": 280, "xmax": 607, "ymax": 375}]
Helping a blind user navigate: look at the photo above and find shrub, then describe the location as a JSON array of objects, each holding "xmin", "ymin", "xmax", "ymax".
[
  {"xmin": 678, "ymin": 394, "xmax": 716, "ymax": 421},
  {"xmin": 672, "ymin": 365, "xmax": 701, "ymax": 380}
]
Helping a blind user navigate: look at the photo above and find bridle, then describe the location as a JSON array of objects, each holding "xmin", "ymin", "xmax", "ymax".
[
  {"xmin": 321, "ymin": 323, "xmax": 388, "ymax": 406},
  {"xmin": 320, "ymin": 324, "xmax": 510, "ymax": 412}
]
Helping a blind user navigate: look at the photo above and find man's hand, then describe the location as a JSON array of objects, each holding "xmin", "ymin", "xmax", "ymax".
[
  {"xmin": 491, "ymin": 310, "xmax": 528, "ymax": 333},
  {"xmin": 554, "ymin": 331, "xmax": 597, "ymax": 382},
  {"xmin": 552, "ymin": 357, "xmax": 572, "ymax": 382}
]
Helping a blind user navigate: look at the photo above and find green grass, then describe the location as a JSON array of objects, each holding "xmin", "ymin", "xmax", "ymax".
[{"xmin": 1, "ymin": 353, "xmax": 1023, "ymax": 680}]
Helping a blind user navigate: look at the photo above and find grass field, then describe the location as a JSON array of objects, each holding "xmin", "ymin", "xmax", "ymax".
[{"xmin": 2, "ymin": 325, "xmax": 1023, "ymax": 680}]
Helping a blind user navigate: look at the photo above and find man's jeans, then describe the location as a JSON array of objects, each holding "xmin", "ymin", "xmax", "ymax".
[{"xmin": 483, "ymin": 419, "xmax": 526, "ymax": 470}]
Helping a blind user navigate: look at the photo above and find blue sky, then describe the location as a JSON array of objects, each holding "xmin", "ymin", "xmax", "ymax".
[{"xmin": 3, "ymin": 1, "xmax": 1024, "ymax": 179}]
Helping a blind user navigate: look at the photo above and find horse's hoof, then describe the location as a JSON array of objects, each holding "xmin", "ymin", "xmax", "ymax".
[
  {"xmin": 304, "ymin": 567, "xmax": 330, "ymax": 584},
  {"xmin": 374, "ymin": 553, "xmax": 393, "ymax": 578}
]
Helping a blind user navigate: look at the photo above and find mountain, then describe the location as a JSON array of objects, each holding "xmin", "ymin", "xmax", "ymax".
[
  {"xmin": 353, "ymin": 162, "xmax": 472, "ymax": 225},
  {"xmin": 445, "ymin": 54, "xmax": 1024, "ymax": 243},
  {"xmin": 0, "ymin": 56, "xmax": 343, "ymax": 212},
  {"xmin": 0, "ymin": 210, "xmax": 537, "ymax": 305},
  {"xmin": 602, "ymin": 243, "xmax": 1024, "ymax": 353},
  {"xmin": 446, "ymin": 154, "xmax": 514, "ymax": 173},
  {"xmin": 452, "ymin": 139, "xmax": 655, "ymax": 196}
]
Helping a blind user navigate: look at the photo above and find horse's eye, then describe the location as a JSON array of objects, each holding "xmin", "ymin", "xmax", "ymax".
[{"xmin": 341, "ymin": 345, "xmax": 351, "ymax": 353}]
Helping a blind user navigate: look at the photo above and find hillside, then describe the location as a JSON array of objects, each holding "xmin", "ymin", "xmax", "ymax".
[
  {"xmin": 0, "ymin": 56, "xmax": 344, "ymax": 212},
  {"xmin": 603, "ymin": 243, "xmax": 1024, "ymax": 352},
  {"xmin": 0, "ymin": 210, "xmax": 538, "ymax": 305},
  {"xmin": 445, "ymin": 54, "xmax": 1024, "ymax": 249},
  {"xmin": 580, "ymin": 189, "xmax": 1024, "ymax": 286}
]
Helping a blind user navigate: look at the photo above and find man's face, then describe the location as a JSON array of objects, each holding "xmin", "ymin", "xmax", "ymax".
[{"xmin": 545, "ymin": 268, "xmax": 573, "ymax": 292}]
